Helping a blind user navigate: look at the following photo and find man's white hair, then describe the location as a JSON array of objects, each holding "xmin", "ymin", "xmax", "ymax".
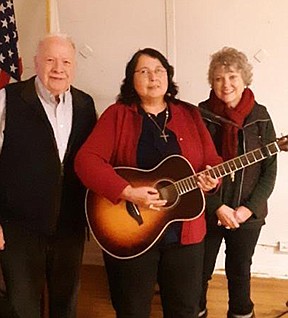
[{"xmin": 36, "ymin": 33, "xmax": 76, "ymax": 56}]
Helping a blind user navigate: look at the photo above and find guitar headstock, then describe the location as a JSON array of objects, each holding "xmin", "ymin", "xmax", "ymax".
[{"xmin": 277, "ymin": 135, "xmax": 288, "ymax": 152}]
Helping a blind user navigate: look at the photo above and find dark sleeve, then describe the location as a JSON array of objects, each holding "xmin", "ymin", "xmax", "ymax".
[
  {"xmin": 243, "ymin": 117, "xmax": 277, "ymax": 218},
  {"xmin": 198, "ymin": 101, "xmax": 224, "ymax": 215},
  {"xmin": 205, "ymin": 191, "xmax": 223, "ymax": 216}
]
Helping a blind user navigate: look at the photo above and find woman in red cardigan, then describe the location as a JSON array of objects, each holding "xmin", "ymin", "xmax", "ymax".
[{"xmin": 75, "ymin": 48, "xmax": 222, "ymax": 318}]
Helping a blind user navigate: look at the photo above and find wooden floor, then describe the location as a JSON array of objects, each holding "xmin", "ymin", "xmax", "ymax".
[{"xmin": 76, "ymin": 265, "xmax": 288, "ymax": 318}]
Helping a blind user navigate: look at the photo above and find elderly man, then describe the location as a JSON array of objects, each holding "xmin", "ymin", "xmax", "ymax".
[{"xmin": 0, "ymin": 34, "xmax": 97, "ymax": 318}]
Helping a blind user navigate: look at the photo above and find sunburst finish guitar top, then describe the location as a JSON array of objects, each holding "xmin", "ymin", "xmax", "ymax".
[
  {"xmin": 86, "ymin": 155, "xmax": 204, "ymax": 259},
  {"xmin": 86, "ymin": 135, "xmax": 288, "ymax": 259}
]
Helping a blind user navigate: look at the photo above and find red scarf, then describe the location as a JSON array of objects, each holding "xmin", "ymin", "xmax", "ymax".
[{"xmin": 208, "ymin": 88, "xmax": 255, "ymax": 160}]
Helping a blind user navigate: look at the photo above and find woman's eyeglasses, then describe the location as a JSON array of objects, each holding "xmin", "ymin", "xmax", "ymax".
[{"xmin": 134, "ymin": 67, "xmax": 167, "ymax": 78}]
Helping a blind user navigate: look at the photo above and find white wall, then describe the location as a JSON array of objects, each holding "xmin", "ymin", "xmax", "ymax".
[{"xmin": 14, "ymin": 0, "xmax": 288, "ymax": 278}]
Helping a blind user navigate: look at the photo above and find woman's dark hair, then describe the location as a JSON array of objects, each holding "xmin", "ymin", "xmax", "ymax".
[{"xmin": 117, "ymin": 48, "xmax": 178, "ymax": 105}]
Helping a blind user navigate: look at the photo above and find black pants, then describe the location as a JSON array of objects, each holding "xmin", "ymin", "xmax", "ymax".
[
  {"xmin": 0, "ymin": 223, "xmax": 85, "ymax": 318},
  {"xmin": 103, "ymin": 241, "xmax": 204, "ymax": 318},
  {"xmin": 199, "ymin": 224, "xmax": 261, "ymax": 316},
  {"xmin": 0, "ymin": 295, "xmax": 18, "ymax": 318}
]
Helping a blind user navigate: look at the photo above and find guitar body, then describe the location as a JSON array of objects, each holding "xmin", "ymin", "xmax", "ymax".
[
  {"xmin": 86, "ymin": 135, "xmax": 288, "ymax": 259},
  {"xmin": 86, "ymin": 155, "xmax": 205, "ymax": 259}
]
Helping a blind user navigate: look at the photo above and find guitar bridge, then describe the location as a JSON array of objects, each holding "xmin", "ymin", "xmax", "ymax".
[{"xmin": 126, "ymin": 201, "xmax": 144, "ymax": 226}]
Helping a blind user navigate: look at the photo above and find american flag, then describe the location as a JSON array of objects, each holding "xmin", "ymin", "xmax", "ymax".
[{"xmin": 0, "ymin": 0, "xmax": 21, "ymax": 88}]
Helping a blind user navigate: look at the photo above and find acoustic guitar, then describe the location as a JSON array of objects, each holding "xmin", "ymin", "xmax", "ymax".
[{"xmin": 86, "ymin": 135, "xmax": 288, "ymax": 259}]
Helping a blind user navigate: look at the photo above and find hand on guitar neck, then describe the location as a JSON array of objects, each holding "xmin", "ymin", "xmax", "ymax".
[{"xmin": 196, "ymin": 165, "xmax": 220, "ymax": 192}]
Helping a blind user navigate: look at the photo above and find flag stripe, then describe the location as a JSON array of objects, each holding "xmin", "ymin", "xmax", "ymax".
[
  {"xmin": 0, "ymin": 70, "xmax": 10, "ymax": 88},
  {"xmin": 0, "ymin": 0, "xmax": 21, "ymax": 84}
]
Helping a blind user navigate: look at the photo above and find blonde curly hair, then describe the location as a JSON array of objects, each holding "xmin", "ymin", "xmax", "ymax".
[{"xmin": 208, "ymin": 47, "xmax": 253, "ymax": 87}]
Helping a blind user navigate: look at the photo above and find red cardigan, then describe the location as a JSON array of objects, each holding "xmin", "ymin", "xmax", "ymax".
[{"xmin": 75, "ymin": 101, "xmax": 222, "ymax": 244}]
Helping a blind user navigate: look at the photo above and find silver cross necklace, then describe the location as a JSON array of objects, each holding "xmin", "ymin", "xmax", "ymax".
[{"xmin": 146, "ymin": 108, "xmax": 169, "ymax": 142}]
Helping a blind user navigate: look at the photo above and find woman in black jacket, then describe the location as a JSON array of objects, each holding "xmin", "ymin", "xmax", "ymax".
[{"xmin": 198, "ymin": 47, "xmax": 277, "ymax": 318}]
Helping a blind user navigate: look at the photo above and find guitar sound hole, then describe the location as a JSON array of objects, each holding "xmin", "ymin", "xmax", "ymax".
[{"xmin": 155, "ymin": 180, "xmax": 178, "ymax": 208}]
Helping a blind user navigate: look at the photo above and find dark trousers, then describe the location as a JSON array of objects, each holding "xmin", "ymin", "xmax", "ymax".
[
  {"xmin": 0, "ymin": 296, "xmax": 18, "ymax": 318},
  {"xmin": 103, "ymin": 241, "xmax": 204, "ymax": 318},
  {"xmin": 199, "ymin": 224, "xmax": 261, "ymax": 316},
  {"xmin": 0, "ymin": 223, "xmax": 85, "ymax": 318}
]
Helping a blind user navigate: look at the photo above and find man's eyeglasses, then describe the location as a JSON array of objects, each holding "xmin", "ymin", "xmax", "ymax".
[{"xmin": 134, "ymin": 67, "xmax": 167, "ymax": 78}]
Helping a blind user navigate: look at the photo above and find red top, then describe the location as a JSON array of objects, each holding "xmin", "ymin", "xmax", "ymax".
[{"xmin": 75, "ymin": 101, "xmax": 222, "ymax": 244}]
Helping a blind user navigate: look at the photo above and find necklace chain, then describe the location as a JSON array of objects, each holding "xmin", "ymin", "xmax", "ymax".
[{"xmin": 147, "ymin": 108, "xmax": 169, "ymax": 142}]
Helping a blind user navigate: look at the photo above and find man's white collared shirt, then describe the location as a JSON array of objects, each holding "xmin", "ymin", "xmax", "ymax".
[{"xmin": 0, "ymin": 77, "xmax": 73, "ymax": 162}]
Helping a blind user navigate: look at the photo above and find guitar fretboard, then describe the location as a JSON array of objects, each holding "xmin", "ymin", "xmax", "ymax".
[{"xmin": 175, "ymin": 140, "xmax": 280, "ymax": 195}]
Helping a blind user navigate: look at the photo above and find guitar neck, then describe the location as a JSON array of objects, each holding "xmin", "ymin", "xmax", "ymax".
[{"xmin": 175, "ymin": 140, "xmax": 280, "ymax": 195}]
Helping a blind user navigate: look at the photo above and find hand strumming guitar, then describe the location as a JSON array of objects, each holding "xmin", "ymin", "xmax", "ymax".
[{"xmin": 120, "ymin": 184, "xmax": 167, "ymax": 211}]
